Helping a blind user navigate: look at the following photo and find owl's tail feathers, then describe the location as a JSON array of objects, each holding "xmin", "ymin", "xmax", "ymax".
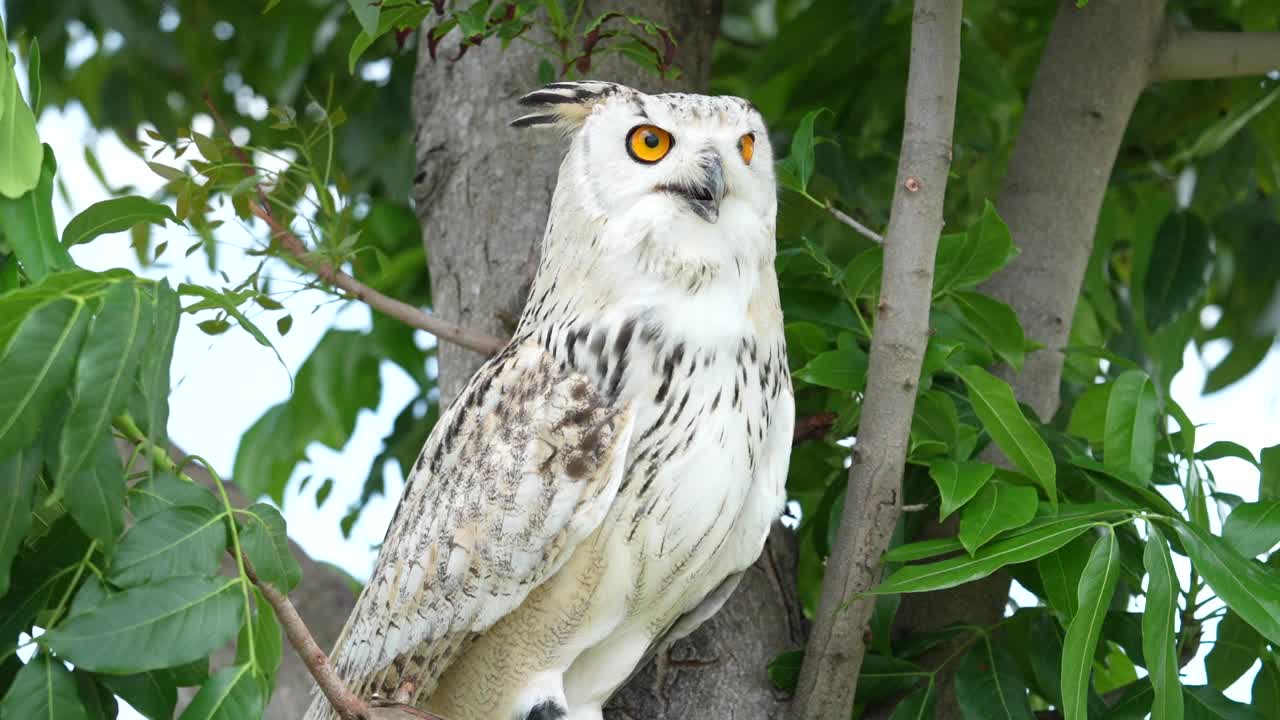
[{"xmin": 510, "ymin": 81, "xmax": 623, "ymax": 132}]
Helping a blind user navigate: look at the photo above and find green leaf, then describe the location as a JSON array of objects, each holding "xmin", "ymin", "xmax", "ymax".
[
  {"xmin": 912, "ymin": 390, "xmax": 960, "ymax": 454},
  {"xmin": 1143, "ymin": 528, "xmax": 1183, "ymax": 720},
  {"xmin": 346, "ymin": 2, "xmax": 432, "ymax": 73},
  {"xmin": 857, "ymin": 654, "xmax": 926, "ymax": 704},
  {"xmin": 954, "ymin": 365, "xmax": 1056, "ymax": 503},
  {"xmin": 25, "ymin": 38, "xmax": 41, "ymax": 111},
  {"xmin": 1069, "ymin": 456, "xmax": 1181, "ymax": 517},
  {"xmin": 42, "ymin": 576, "xmax": 244, "ymax": 674},
  {"xmin": 1205, "ymin": 610, "xmax": 1265, "ymax": 692},
  {"xmin": 949, "ymin": 291, "xmax": 1030, "ymax": 372},
  {"xmin": 958, "ymin": 481, "xmax": 1038, "ymax": 554},
  {"xmin": 75, "ymin": 671, "xmax": 117, "ymax": 719},
  {"xmin": 1094, "ymin": 641, "xmax": 1139, "ymax": 695},
  {"xmin": 1252, "ymin": 660, "xmax": 1280, "ymax": 720},
  {"xmin": 795, "ymin": 345, "xmax": 868, "ymax": 392},
  {"xmin": 238, "ymin": 503, "xmax": 301, "ymax": 593},
  {"xmin": 1197, "ymin": 441, "xmax": 1259, "ymax": 467},
  {"xmin": 0, "ymin": 654, "xmax": 90, "ymax": 720},
  {"xmin": 100, "ymin": 672, "xmax": 177, "ymax": 720},
  {"xmin": 955, "ymin": 637, "xmax": 1033, "ymax": 720},
  {"xmin": 129, "ymin": 280, "xmax": 180, "ymax": 452},
  {"xmin": 235, "ymin": 589, "xmax": 283, "ymax": 678},
  {"xmin": 1222, "ymin": 501, "xmax": 1280, "ymax": 558},
  {"xmin": 933, "ymin": 201, "xmax": 1016, "ymax": 295},
  {"xmin": 776, "ymin": 108, "xmax": 828, "ymax": 193},
  {"xmin": 882, "ymin": 537, "xmax": 966, "ymax": 563},
  {"xmin": 767, "ymin": 650, "xmax": 802, "ymax": 692},
  {"xmin": 56, "ymin": 280, "xmax": 154, "ymax": 491},
  {"xmin": 128, "ymin": 472, "xmax": 220, "ymax": 521},
  {"xmin": 0, "ymin": 445, "xmax": 41, "ymax": 595},
  {"xmin": 1067, "ymin": 382, "xmax": 1110, "ymax": 445},
  {"xmin": 888, "ymin": 682, "xmax": 935, "ymax": 720},
  {"xmin": 178, "ymin": 284, "xmax": 275, "ymax": 350},
  {"xmin": 1181, "ymin": 85, "xmax": 1280, "ymax": 162},
  {"xmin": 233, "ymin": 329, "xmax": 381, "ymax": 501},
  {"xmin": 929, "ymin": 459, "xmax": 994, "ymax": 521},
  {"xmin": 1170, "ymin": 520, "xmax": 1280, "ymax": 646},
  {"xmin": 1143, "ymin": 212, "xmax": 1212, "ymax": 332},
  {"xmin": 0, "ymin": 34, "xmax": 43, "ymax": 199},
  {"xmin": 0, "ymin": 294, "xmax": 91, "ymax": 457},
  {"xmin": 61, "ymin": 196, "xmax": 177, "ymax": 248},
  {"xmin": 348, "ymin": 0, "xmax": 381, "ymax": 36},
  {"xmin": 0, "ymin": 145, "xmax": 71, "ymax": 278},
  {"xmin": 1061, "ymin": 528, "xmax": 1120, "ymax": 720},
  {"xmin": 110, "ymin": 506, "xmax": 228, "ymax": 587},
  {"xmin": 62, "ymin": 433, "xmax": 127, "ymax": 549},
  {"xmin": 232, "ymin": 404, "xmax": 298, "ymax": 503},
  {"xmin": 178, "ymin": 664, "xmax": 263, "ymax": 720},
  {"xmin": 1203, "ymin": 334, "xmax": 1274, "ymax": 394},
  {"xmin": 1183, "ymin": 684, "xmax": 1267, "ymax": 719},
  {"xmin": 1037, "ymin": 533, "xmax": 1093, "ymax": 620},
  {"xmin": 1103, "ymin": 370, "xmax": 1158, "ymax": 485},
  {"xmin": 1264, "ymin": 445, "xmax": 1280, "ymax": 501},
  {"xmin": 873, "ymin": 514, "xmax": 1098, "ymax": 594}
]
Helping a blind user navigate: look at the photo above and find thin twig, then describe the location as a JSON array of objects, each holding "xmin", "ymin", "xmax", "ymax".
[
  {"xmin": 252, "ymin": 206, "xmax": 506, "ymax": 355},
  {"xmin": 240, "ymin": 553, "xmax": 375, "ymax": 720},
  {"xmin": 825, "ymin": 201, "xmax": 884, "ymax": 244},
  {"xmin": 201, "ymin": 90, "xmax": 506, "ymax": 357},
  {"xmin": 901, "ymin": 503, "xmax": 930, "ymax": 513}
]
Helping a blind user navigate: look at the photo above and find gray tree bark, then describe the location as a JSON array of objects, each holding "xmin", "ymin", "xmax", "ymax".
[
  {"xmin": 884, "ymin": 2, "xmax": 1170, "ymax": 717},
  {"xmin": 410, "ymin": 4, "xmax": 804, "ymax": 718}
]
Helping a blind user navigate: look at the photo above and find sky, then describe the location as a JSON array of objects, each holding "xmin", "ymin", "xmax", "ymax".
[{"xmin": 6, "ymin": 12, "xmax": 1278, "ymax": 714}]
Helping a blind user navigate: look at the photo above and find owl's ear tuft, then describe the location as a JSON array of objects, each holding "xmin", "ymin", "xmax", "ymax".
[{"xmin": 510, "ymin": 81, "xmax": 626, "ymax": 132}]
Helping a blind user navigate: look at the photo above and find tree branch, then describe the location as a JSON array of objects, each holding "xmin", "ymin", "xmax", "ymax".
[
  {"xmin": 240, "ymin": 553, "xmax": 380, "ymax": 720},
  {"xmin": 250, "ymin": 205, "xmax": 506, "ymax": 356},
  {"xmin": 1151, "ymin": 23, "xmax": 1280, "ymax": 82},
  {"xmin": 200, "ymin": 90, "xmax": 505, "ymax": 357},
  {"xmin": 788, "ymin": 2, "xmax": 962, "ymax": 719}
]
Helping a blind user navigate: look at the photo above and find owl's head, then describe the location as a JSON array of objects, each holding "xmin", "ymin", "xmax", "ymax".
[{"xmin": 512, "ymin": 81, "xmax": 775, "ymax": 228}]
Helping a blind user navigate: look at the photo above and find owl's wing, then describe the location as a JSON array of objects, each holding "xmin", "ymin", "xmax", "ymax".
[{"xmin": 329, "ymin": 341, "xmax": 636, "ymax": 702}]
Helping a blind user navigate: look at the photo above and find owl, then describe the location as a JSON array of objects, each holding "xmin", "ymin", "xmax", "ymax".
[{"xmin": 305, "ymin": 81, "xmax": 793, "ymax": 720}]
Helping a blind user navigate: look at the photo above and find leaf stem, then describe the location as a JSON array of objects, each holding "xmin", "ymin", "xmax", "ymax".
[
  {"xmin": 192, "ymin": 454, "xmax": 257, "ymax": 670},
  {"xmin": 46, "ymin": 540, "xmax": 99, "ymax": 629},
  {"xmin": 113, "ymin": 413, "xmax": 197, "ymax": 484}
]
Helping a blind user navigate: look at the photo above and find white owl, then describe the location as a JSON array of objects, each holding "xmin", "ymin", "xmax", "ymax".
[{"xmin": 306, "ymin": 81, "xmax": 794, "ymax": 720}]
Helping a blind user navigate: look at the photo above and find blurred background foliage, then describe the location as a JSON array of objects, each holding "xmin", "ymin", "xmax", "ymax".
[{"xmin": 2, "ymin": 0, "xmax": 1280, "ymax": 717}]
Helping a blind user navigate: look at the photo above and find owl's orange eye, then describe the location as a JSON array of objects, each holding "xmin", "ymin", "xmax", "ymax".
[
  {"xmin": 738, "ymin": 133, "xmax": 755, "ymax": 165},
  {"xmin": 626, "ymin": 125, "xmax": 673, "ymax": 164}
]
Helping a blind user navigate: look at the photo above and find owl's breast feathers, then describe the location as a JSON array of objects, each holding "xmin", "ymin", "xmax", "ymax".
[{"xmin": 324, "ymin": 342, "xmax": 638, "ymax": 708}]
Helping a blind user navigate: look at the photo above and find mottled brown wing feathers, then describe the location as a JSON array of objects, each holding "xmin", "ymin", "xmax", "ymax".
[{"xmin": 325, "ymin": 342, "xmax": 635, "ymax": 706}]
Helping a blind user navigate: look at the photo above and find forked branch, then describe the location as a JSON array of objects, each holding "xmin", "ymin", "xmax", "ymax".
[{"xmin": 787, "ymin": 1, "xmax": 963, "ymax": 718}]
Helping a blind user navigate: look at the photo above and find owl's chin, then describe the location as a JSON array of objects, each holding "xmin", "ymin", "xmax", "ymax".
[{"xmin": 662, "ymin": 185, "xmax": 720, "ymax": 223}]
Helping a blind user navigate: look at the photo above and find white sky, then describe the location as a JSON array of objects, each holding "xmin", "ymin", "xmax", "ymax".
[{"xmin": 5, "ymin": 15, "xmax": 1276, "ymax": 712}]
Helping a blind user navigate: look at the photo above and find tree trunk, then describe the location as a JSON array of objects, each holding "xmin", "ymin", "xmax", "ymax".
[
  {"xmin": 409, "ymin": 3, "xmax": 804, "ymax": 718},
  {"xmin": 885, "ymin": 2, "xmax": 1169, "ymax": 717}
]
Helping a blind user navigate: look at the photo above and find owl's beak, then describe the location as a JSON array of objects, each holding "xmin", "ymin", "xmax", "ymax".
[{"xmin": 664, "ymin": 150, "xmax": 725, "ymax": 223}]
